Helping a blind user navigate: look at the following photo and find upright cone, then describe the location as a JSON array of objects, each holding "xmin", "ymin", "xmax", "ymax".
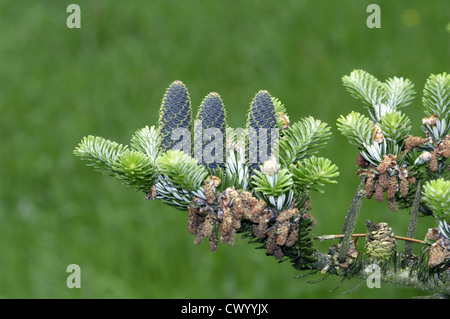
[
  {"xmin": 365, "ymin": 220, "xmax": 397, "ymax": 262},
  {"xmin": 158, "ymin": 81, "xmax": 192, "ymax": 154},
  {"xmin": 194, "ymin": 92, "xmax": 227, "ymax": 170},
  {"xmin": 246, "ymin": 90, "xmax": 278, "ymax": 172}
]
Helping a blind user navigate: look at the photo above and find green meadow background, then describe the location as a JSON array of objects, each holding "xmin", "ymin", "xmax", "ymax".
[{"xmin": 0, "ymin": 0, "xmax": 448, "ymax": 298}]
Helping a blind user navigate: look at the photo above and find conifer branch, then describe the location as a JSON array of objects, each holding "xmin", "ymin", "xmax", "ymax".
[
  {"xmin": 405, "ymin": 180, "xmax": 423, "ymax": 256},
  {"xmin": 314, "ymin": 233, "xmax": 426, "ymax": 245},
  {"xmin": 279, "ymin": 117, "xmax": 331, "ymax": 166},
  {"xmin": 338, "ymin": 175, "xmax": 367, "ymax": 263},
  {"xmin": 306, "ymin": 251, "xmax": 450, "ymax": 295},
  {"xmin": 423, "ymin": 73, "xmax": 450, "ymax": 119},
  {"xmin": 290, "ymin": 156, "xmax": 339, "ymax": 193},
  {"xmin": 73, "ymin": 76, "xmax": 450, "ymax": 297},
  {"xmin": 342, "ymin": 69, "xmax": 385, "ymax": 115},
  {"xmin": 337, "ymin": 111, "xmax": 374, "ymax": 148},
  {"xmin": 130, "ymin": 125, "xmax": 160, "ymax": 162},
  {"xmin": 383, "ymin": 76, "xmax": 415, "ymax": 109}
]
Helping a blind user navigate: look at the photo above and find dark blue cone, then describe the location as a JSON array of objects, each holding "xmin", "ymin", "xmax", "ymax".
[
  {"xmin": 158, "ymin": 81, "xmax": 192, "ymax": 154},
  {"xmin": 247, "ymin": 90, "xmax": 278, "ymax": 172},
  {"xmin": 194, "ymin": 92, "xmax": 227, "ymax": 170}
]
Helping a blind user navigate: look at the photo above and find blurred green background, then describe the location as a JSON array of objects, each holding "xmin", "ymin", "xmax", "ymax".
[{"xmin": 0, "ymin": 0, "xmax": 449, "ymax": 299}]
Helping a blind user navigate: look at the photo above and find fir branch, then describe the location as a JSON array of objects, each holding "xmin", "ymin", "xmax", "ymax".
[
  {"xmin": 190, "ymin": 187, "xmax": 449, "ymax": 295},
  {"xmin": 423, "ymin": 73, "xmax": 450, "ymax": 120},
  {"xmin": 305, "ymin": 251, "xmax": 450, "ymax": 295},
  {"xmin": 422, "ymin": 178, "xmax": 450, "ymax": 239},
  {"xmin": 130, "ymin": 125, "xmax": 160, "ymax": 162},
  {"xmin": 342, "ymin": 69, "xmax": 385, "ymax": 115},
  {"xmin": 272, "ymin": 96, "xmax": 286, "ymax": 115},
  {"xmin": 252, "ymin": 167, "xmax": 294, "ymax": 198},
  {"xmin": 383, "ymin": 76, "xmax": 415, "ymax": 109},
  {"xmin": 314, "ymin": 233, "xmax": 426, "ymax": 245},
  {"xmin": 360, "ymin": 140, "xmax": 388, "ymax": 166},
  {"xmin": 74, "ymin": 77, "xmax": 450, "ymax": 296},
  {"xmin": 154, "ymin": 175, "xmax": 198, "ymax": 210},
  {"xmin": 405, "ymin": 180, "xmax": 423, "ymax": 256},
  {"xmin": 279, "ymin": 117, "xmax": 331, "ymax": 166},
  {"xmin": 112, "ymin": 150, "xmax": 158, "ymax": 190},
  {"xmin": 272, "ymin": 96, "xmax": 290, "ymax": 131},
  {"xmin": 422, "ymin": 178, "xmax": 450, "ymax": 223},
  {"xmin": 422, "ymin": 118, "xmax": 450, "ymax": 144},
  {"xmin": 225, "ymin": 128, "xmax": 249, "ymax": 190},
  {"xmin": 74, "ymin": 135, "xmax": 128, "ymax": 175},
  {"xmin": 74, "ymin": 136, "xmax": 157, "ymax": 190},
  {"xmin": 342, "ymin": 70, "xmax": 415, "ymax": 123},
  {"xmin": 290, "ymin": 156, "xmax": 339, "ymax": 194},
  {"xmin": 250, "ymin": 155, "xmax": 296, "ymax": 210},
  {"xmin": 157, "ymin": 150, "xmax": 208, "ymax": 191},
  {"xmin": 337, "ymin": 111, "xmax": 374, "ymax": 148},
  {"xmin": 338, "ymin": 176, "xmax": 366, "ymax": 263},
  {"xmin": 379, "ymin": 111, "xmax": 411, "ymax": 143}
]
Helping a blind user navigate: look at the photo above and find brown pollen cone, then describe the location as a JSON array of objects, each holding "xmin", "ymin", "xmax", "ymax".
[
  {"xmin": 377, "ymin": 155, "xmax": 392, "ymax": 174},
  {"xmin": 276, "ymin": 221, "xmax": 291, "ymax": 246},
  {"xmin": 203, "ymin": 178, "xmax": 216, "ymax": 205},
  {"xmin": 364, "ymin": 172, "xmax": 377, "ymax": 199},
  {"xmin": 276, "ymin": 208, "xmax": 298, "ymax": 223},
  {"xmin": 220, "ymin": 208, "xmax": 233, "ymax": 237},
  {"xmin": 209, "ymin": 227, "xmax": 219, "ymax": 252},
  {"xmin": 404, "ymin": 135, "xmax": 426, "ymax": 151},
  {"xmin": 146, "ymin": 185, "xmax": 157, "ymax": 200},
  {"xmin": 188, "ymin": 204, "xmax": 201, "ymax": 235},
  {"xmin": 255, "ymin": 210, "xmax": 272, "ymax": 239},
  {"xmin": 400, "ymin": 177, "xmax": 409, "ymax": 198},
  {"xmin": 428, "ymin": 243, "xmax": 447, "ymax": 268},
  {"xmin": 266, "ymin": 227, "xmax": 277, "ymax": 255},
  {"xmin": 220, "ymin": 227, "xmax": 236, "ymax": 246},
  {"xmin": 202, "ymin": 212, "xmax": 216, "ymax": 238},
  {"xmin": 285, "ymin": 222, "xmax": 300, "ymax": 247},
  {"xmin": 429, "ymin": 149, "xmax": 439, "ymax": 172},
  {"xmin": 388, "ymin": 198, "xmax": 397, "ymax": 212},
  {"xmin": 194, "ymin": 222, "xmax": 205, "ymax": 245},
  {"xmin": 251, "ymin": 199, "xmax": 267, "ymax": 218},
  {"xmin": 442, "ymin": 135, "xmax": 450, "ymax": 158},
  {"xmin": 425, "ymin": 227, "xmax": 450, "ymax": 268},
  {"xmin": 374, "ymin": 182, "xmax": 384, "ymax": 203},
  {"xmin": 378, "ymin": 172, "xmax": 389, "ymax": 191},
  {"xmin": 233, "ymin": 191, "xmax": 259, "ymax": 222},
  {"xmin": 387, "ymin": 175, "xmax": 398, "ymax": 201}
]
